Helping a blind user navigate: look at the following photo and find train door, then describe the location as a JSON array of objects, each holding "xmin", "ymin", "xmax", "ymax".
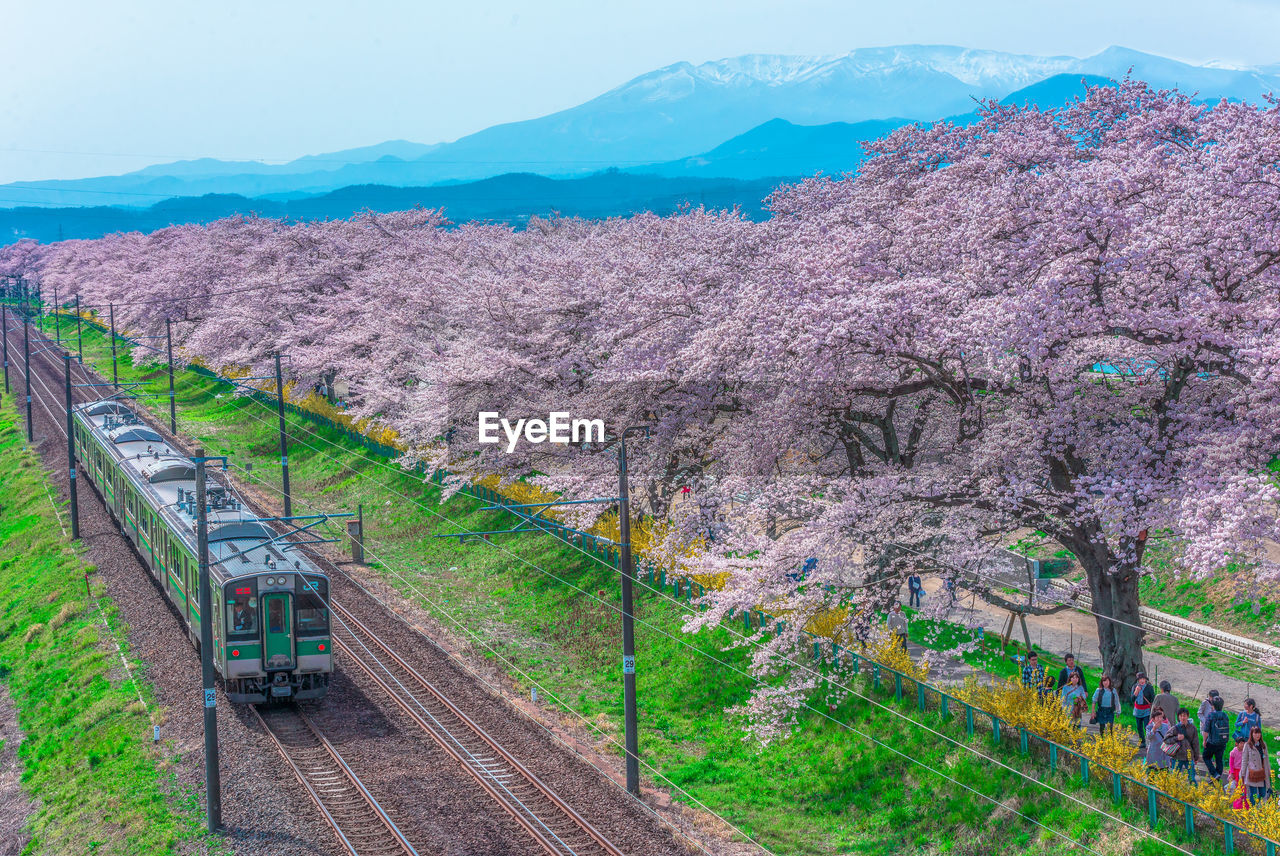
[{"xmin": 262, "ymin": 593, "xmax": 294, "ymax": 669}]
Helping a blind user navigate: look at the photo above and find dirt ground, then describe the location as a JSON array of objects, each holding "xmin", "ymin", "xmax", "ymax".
[{"xmin": 0, "ymin": 683, "xmax": 34, "ymax": 856}]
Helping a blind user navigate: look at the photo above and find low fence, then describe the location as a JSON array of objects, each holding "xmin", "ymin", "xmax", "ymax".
[{"xmin": 61, "ymin": 310, "xmax": 1280, "ymax": 854}]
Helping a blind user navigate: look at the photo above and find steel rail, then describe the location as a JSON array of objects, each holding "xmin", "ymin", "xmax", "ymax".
[
  {"xmin": 330, "ymin": 601, "xmax": 627, "ymax": 856},
  {"xmin": 250, "ymin": 705, "xmax": 419, "ymax": 856}
]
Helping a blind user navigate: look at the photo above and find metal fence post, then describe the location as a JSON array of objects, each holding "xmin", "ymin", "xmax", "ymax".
[
  {"xmin": 1081, "ymin": 756, "xmax": 1089, "ymax": 785},
  {"xmin": 1113, "ymin": 771, "xmax": 1123, "ymax": 805},
  {"xmin": 1048, "ymin": 743, "xmax": 1057, "ymax": 774},
  {"xmin": 965, "ymin": 704, "xmax": 974, "ymax": 737},
  {"xmin": 1147, "ymin": 787, "xmax": 1158, "ymax": 829}
]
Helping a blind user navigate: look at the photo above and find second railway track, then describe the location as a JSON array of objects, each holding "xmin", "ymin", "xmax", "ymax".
[{"xmin": 330, "ymin": 601, "xmax": 627, "ymax": 856}]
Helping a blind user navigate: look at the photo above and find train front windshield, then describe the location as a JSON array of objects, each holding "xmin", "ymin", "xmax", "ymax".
[
  {"xmin": 227, "ymin": 581, "xmax": 259, "ymax": 635},
  {"xmin": 296, "ymin": 576, "xmax": 329, "ymax": 634}
]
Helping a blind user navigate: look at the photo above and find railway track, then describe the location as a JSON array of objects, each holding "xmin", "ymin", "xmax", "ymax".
[
  {"xmin": 250, "ymin": 705, "xmax": 420, "ymax": 856},
  {"xmin": 330, "ymin": 601, "xmax": 627, "ymax": 856}
]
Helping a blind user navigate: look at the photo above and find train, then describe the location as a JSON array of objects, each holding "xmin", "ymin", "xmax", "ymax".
[{"xmin": 71, "ymin": 398, "xmax": 332, "ymax": 703}]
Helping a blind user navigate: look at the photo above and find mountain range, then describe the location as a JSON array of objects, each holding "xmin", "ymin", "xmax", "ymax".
[{"xmin": 3, "ymin": 44, "xmax": 1279, "ymax": 240}]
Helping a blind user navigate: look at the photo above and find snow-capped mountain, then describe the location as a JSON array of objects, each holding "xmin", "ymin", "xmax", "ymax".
[
  {"xmin": 7, "ymin": 45, "xmax": 1280, "ymax": 209},
  {"xmin": 624, "ymin": 46, "xmax": 1079, "ymax": 98}
]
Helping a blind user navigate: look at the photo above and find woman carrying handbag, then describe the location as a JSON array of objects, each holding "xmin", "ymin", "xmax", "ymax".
[{"xmin": 1240, "ymin": 726, "xmax": 1271, "ymax": 805}]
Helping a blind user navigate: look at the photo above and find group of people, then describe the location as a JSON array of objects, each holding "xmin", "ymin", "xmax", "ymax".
[{"xmin": 1020, "ymin": 654, "xmax": 1272, "ymax": 805}]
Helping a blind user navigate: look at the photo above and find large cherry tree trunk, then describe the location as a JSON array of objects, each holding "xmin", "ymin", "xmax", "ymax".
[{"xmin": 1075, "ymin": 540, "xmax": 1147, "ymax": 698}]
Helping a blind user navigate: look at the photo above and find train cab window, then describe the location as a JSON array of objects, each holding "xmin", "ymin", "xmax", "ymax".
[
  {"xmin": 268, "ymin": 598, "xmax": 288, "ymax": 634},
  {"xmin": 227, "ymin": 585, "xmax": 258, "ymax": 636},
  {"xmin": 296, "ymin": 577, "xmax": 329, "ymax": 634}
]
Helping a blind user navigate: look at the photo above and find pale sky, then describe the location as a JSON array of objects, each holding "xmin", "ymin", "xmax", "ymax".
[{"xmin": 5, "ymin": 0, "xmax": 1280, "ymax": 184}]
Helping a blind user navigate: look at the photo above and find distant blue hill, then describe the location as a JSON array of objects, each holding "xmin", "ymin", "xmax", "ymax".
[
  {"xmin": 638, "ymin": 73, "xmax": 1114, "ymax": 180},
  {"xmin": 0, "ymin": 172, "xmax": 788, "ymax": 244}
]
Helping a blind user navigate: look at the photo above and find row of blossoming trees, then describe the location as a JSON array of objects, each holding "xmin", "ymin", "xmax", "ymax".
[{"xmin": 5, "ymin": 79, "xmax": 1280, "ymax": 724}]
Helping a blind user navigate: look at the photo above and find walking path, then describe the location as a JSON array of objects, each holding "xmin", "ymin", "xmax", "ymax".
[{"xmin": 910, "ymin": 577, "xmax": 1280, "ymax": 731}]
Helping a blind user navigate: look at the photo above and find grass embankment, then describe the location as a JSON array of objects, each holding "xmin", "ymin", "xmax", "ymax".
[
  {"xmin": 0, "ymin": 400, "xmax": 211, "ymax": 853},
  {"xmin": 56, "ymin": 317, "xmax": 1206, "ymax": 854}
]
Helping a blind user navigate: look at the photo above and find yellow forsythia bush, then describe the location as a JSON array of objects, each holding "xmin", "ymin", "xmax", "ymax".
[
  {"xmin": 951, "ymin": 676, "xmax": 1085, "ymax": 746},
  {"xmin": 1079, "ymin": 727, "xmax": 1140, "ymax": 772},
  {"xmin": 865, "ymin": 632, "xmax": 930, "ymax": 683}
]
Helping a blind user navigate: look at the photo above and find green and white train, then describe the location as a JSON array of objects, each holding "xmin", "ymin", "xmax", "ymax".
[{"xmin": 72, "ymin": 399, "xmax": 332, "ymax": 703}]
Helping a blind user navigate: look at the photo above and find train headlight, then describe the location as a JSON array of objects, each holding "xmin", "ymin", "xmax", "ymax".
[
  {"xmin": 231, "ymin": 649, "xmax": 239, "ymax": 657},
  {"xmin": 317, "ymin": 644, "xmax": 325, "ymax": 652}
]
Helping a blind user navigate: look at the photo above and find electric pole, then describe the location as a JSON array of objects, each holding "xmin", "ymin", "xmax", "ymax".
[
  {"xmin": 617, "ymin": 426, "xmax": 647, "ymax": 796},
  {"xmin": 53, "ymin": 287, "xmax": 60, "ymax": 344},
  {"xmin": 274, "ymin": 353, "xmax": 291, "ymax": 517},
  {"xmin": 64, "ymin": 356, "xmax": 79, "ymax": 539},
  {"xmin": 193, "ymin": 447, "xmax": 222, "ymax": 831}
]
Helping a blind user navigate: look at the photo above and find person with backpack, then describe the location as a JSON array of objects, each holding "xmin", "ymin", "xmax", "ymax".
[
  {"xmin": 1198, "ymin": 689, "xmax": 1221, "ymax": 740},
  {"xmin": 1133, "ymin": 672, "xmax": 1156, "ymax": 750},
  {"xmin": 1056, "ymin": 653, "xmax": 1089, "ymax": 693},
  {"xmin": 1202, "ymin": 695, "xmax": 1231, "ymax": 781},
  {"xmin": 1240, "ymin": 726, "xmax": 1271, "ymax": 805},
  {"xmin": 1153, "ymin": 680, "xmax": 1179, "ymax": 724},
  {"xmin": 1235, "ymin": 698, "xmax": 1262, "ymax": 742},
  {"xmin": 1170, "ymin": 708, "xmax": 1201, "ymax": 784},
  {"xmin": 1145, "ymin": 709, "xmax": 1173, "ymax": 771},
  {"xmin": 907, "ymin": 574, "xmax": 923, "ymax": 609},
  {"xmin": 1091, "ymin": 674, "xmax": 1119, "ymax": 736}
]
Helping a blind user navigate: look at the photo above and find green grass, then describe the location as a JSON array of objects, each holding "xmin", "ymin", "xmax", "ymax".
[
  {"xmin": 0, "ymin": 398, "xmax": 214, "ymax": 853},
  {"xmin": 42, "ymin": 315, "xmax": 1241, "ymax": 854}
]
